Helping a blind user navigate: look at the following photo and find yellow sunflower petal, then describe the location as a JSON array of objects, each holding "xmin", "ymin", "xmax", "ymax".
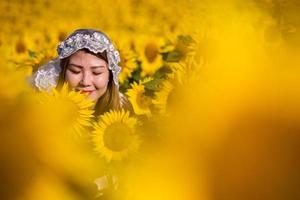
[{"xmin": 92, "ymin": 109, "xmax": 141, "ymax": 162}]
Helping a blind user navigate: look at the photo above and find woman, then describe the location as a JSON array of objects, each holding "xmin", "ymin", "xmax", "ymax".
[
  {"xmin": 31, "ymin": 29, "xmax": 132, "ymax": 193},
  {"xmin": 32, "ymin": 29, "xmax": 130, "ymax": 116}
]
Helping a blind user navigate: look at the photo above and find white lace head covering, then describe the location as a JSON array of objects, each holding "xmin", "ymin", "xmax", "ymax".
[{"xmin": 32, "ymin": 29, "xmax": 121, "ymax": 91}]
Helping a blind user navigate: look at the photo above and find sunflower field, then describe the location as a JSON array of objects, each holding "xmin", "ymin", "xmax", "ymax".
[{"xmin": 1, "ymin": 0, "xmax": 300, "ymax": 199}]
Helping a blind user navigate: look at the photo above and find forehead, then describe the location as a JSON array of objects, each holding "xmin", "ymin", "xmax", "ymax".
[{"xmin": 69, "ymin": 50, "xmax": 107, "ymax": 66}]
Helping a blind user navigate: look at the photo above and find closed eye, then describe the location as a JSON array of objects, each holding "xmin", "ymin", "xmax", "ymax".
[
  {"xmin": 93, "ymin": 72, "xmax": 103, "ymax": 75},
  {"xmin": 68, "ymin": 69, "xmax": 81, "ymax": 74}
]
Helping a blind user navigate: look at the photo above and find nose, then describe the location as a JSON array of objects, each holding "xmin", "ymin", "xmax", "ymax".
[{"xmin": 80, "ymin": 71, "xmax": 92, "ymax": 86}]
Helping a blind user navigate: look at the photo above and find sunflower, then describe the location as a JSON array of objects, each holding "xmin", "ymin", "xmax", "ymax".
[
  {"xmin": 161, "ymin": 35, "xmax": 197, "ymax": 62},
  {"xmin": 0, "ymin": 61, "xmax": 30, "ymax": 100},
  {"xmin": 153, "ymin": 79, "xmax": 174, "ymax": 115},
  {"xmin": 135, "ymin": 35, "xmax": 165, "ymax": 77},
  {"xmin": 38, "ymin": 83, "xmax": 94, "ymax": 135},
  {"xmin": 115, "ymin": 38, "xmax": 138, "ymax": 84},
  {"xmin": 24, "ymin": 47, "xmax": 57, "ymax": 73},
  {"xmin": 92, "ymin": 109, "xmax": 141, "ymax": 162},
  {"xmin": 9, "ymin": 30, "xmax": 58, "ymax": 75},
  {"xmin": 126, "ymin": 79, "xmax": 153, "ymax": 116},
  {"xmin": 165, "ymin": 54, "xmax": 203, "ymax": 88}
]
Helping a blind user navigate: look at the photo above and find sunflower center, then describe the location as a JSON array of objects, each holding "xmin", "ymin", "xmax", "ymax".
[
  {"xmin": 136, "ymin": 93, "xmax": 152, "ymax": 109},
  {"xmin": 103, "ymin": 122, "xmax": 133, "ymax": 151},
  {"xmin": 16, "ymin": 40, "xmax": 26, "ymax": 54},
  {"xmin": 144, "ymin": 43, "xmax": 158, "ymax": 63}
]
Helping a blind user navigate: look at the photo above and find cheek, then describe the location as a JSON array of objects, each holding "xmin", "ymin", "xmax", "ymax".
[
  {"xmin": 94, "ymin": 73, "xmax": 110, "ymax": 89},
  {"xmin": 65, "ymin": 71, "xmax": 81, "ymax": 87}
]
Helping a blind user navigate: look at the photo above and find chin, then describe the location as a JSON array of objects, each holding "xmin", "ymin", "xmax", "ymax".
[
  {"xmin": 86, "ymin": 95, "xmax": 97, "ymax": 102},
  {"xmin": 87, "ymin": 90, "xmax": 106, "ymax": 102}
]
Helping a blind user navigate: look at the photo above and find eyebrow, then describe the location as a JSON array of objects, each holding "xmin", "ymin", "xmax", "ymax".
[{"xmin": 68, "ymin": 63, "xmax": 106, "ymax": 69}]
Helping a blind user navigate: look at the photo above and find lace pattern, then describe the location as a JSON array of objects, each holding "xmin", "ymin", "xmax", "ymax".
[
  {"xmin": 33, "ymin": 58, "xmax": 61, "ymax": 91},
  {"xmin": 57, "ymin": 32, "xmax": 121, "ymax": 87}
]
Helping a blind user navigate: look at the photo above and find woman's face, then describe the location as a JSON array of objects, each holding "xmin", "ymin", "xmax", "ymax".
[{"xmin": 65, "ymin": 50, "xmax": 110, "ymax": 102}]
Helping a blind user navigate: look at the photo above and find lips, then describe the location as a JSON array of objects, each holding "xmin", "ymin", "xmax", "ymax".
[{"xmin": 80, "ymin": 90, "xmax": 95, "ymax": 95}]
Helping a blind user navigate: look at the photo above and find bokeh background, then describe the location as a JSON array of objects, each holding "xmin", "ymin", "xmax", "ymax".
[{"xmin": 1, "ymin": 0, "xmax": 300, "ymax": 199}]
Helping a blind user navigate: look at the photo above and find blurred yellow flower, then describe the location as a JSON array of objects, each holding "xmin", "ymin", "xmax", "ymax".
[
  {"xmin": 161, "ymin": 35, "xmax": 197, "ymax": 62},
  {"xmin": 92, "ymin": 109, "xmax": 140, "ymax": 162},
  {"xmin": 126, "ymin": 80, "xmax": 153, "ymax": 116},
  {"xmin": 26, "ymin": 48, "xmax": 57, "ymax": 72},
  {"xmin": 136, "ymin": 35, "xmax": 165, "ymax": 77},
  {"xmin": 38, "ymin": 83, "xmax": 94, "ymax": 135},
  {"xmin": 166, "ymin": 56, "xmax": 203, "ymax": 86},
  {"xmin": 115, "ymin": 39, "xmax": 138, "ymax": 84},
  {"xmin": 153, "ymin": 79, "xmax": 174, "ymax": 115},
  {"xmin": 0, "ymin": 63, "xmax": 30, "ymax": 100}
]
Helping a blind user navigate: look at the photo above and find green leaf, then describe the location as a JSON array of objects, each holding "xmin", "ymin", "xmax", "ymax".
[
  {"xmin": 153, "ymin": 65, "xmax": 172, "ymax": 79},
  {"xmin": 131, "ymin": 69, "xmax": 141, "ymax": 82},
  {"xmin": 165, "ymin": 50, "xmax": 181, "ymax": 62},
  {"xmin": 178, "ymin": 35, "xmax": 196, "ymax": 45},
  {"xmin": 144, "ymin": 78, "xmax": 162, "ymax": 91},
  {"xmin": 120, "ymin": 80, "xmax": 130, "ymax": 93},
  {"xmin": 28, "ymin": 50, "xmax": 37, "ymax": 58},
  {"xmin": 144, "ymin": 87, "xmax": 156, "ymax": 97}
]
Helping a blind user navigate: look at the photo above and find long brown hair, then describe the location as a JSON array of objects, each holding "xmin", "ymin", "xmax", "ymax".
[{"xmin": 57, "ymin": 49, "xmax": 122, "ymax": 116}]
